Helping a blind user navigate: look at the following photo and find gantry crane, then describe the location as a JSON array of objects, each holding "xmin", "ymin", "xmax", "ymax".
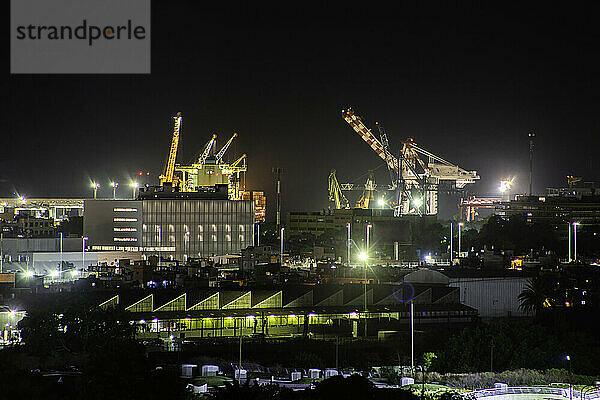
[
  {"xmin": 328, "ymin": 170, "xmax": 350, "ymax": 209},
  {"xmin": 341, "ymin": 108, "xmax": 479, "ymax": 215},
  {"xmin": 159, "ymin": 112, "xmax": 183, "ymax": 186}
]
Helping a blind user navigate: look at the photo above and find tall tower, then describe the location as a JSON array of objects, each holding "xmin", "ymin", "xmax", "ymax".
[
  {"xmin": 272, "ymin": 167, "xmax": 284, "ymax": 232},
  {"xmin": 528, "ymin": 131, "xmax": 535, "ymax": 196}
]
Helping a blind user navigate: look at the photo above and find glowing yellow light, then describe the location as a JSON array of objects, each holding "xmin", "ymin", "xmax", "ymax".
[{"xmin": 358, "ymin": 252, "xmax": 368, "ymax": 261}]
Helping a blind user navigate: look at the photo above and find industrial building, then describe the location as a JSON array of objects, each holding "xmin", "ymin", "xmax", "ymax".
[
  {"xmin": 8, "ymin": 270, "xmax": 477, "ymax": 339},
  {"xmin": 495, "ymin": 194, "xmax": 600, "ymax": 227},
  {"xmin": 84, "ymin": 185, "xmax": 254, "ymax": 261}
]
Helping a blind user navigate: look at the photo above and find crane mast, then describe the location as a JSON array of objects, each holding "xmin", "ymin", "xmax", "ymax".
[{"xmin": 159, "ymin": 112, "xmax": 183, "ymax": 186}]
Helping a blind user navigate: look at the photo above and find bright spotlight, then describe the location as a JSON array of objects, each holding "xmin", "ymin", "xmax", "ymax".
[
  {"xmin": 412, "ymin": 197, "xmax": 422, "ymax": 208},
  {"xmin": 24, "ymin": 270, "xmax": 34, "ymax": 278},
  {"xmin": 377, "ymin": 198, "xmax": 385, "ymax": 207},
  {"xmin": 50, "ymin": 270, "xmax": 60, "ymax": 278},
  {"xmin": 499, "ymin": 178, "xmax": 514, "ymax": 193},
  {"xmin": 358, "ymin": 252, "xmax": 368, "ymax": 261}
]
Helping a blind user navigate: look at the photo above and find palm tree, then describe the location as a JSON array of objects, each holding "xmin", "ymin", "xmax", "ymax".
[{"xmin": 518, "ymin": 276, "xmax": 554, "ymax": 316}]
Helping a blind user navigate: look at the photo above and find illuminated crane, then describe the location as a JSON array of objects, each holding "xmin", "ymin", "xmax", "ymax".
[
  {"xmin": 159, "ymin": 112, "xmax": 183, "ymax": 186},
  {"xmin": 341, "ymin": 108, "xmax": 480, "ymax": 215},
  {"xmin": 198, "ymin": 134, "xmax": 218, "ymax": 165},
  {"xmin": 328, "ymin": 170, "xmax": 350, "ymax": 209},
  {"xmin": 215, "ymin": 133, "xmax": 238, "ymax": 163}
]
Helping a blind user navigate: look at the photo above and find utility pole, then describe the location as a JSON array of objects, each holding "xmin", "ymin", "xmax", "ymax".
[{"xmin": 528, "ymin": 131, "xmax": 535, "ymax": 196}]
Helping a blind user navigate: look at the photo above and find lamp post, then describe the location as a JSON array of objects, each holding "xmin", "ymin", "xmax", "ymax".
[
  {"xmin": 82, "ymin": 236, "xmax": 88, "ymax": 269},
  {"xmin": 130, "ymin": 181, "xmax": 138, "ymax": 199},
  {"xmin": 347, "ymin": 222, "xmax": 351, "ymax": 267},
  {"xmin": 566, "ymin": 355, "xmax": 573, "ymax": 400},
  {"xmin": 365, "ymin": 224, "xmax": 372, "ymax": 337},
  {"xmin": 184, "ymin": 232, "xmax": 190, "ymax": 262},
  {"xmin": 110, "ymin": 181, "xmax": 118, "ymax": 200},
  {"xmin": 568, "ymin": 223, "xmax": 572, "ymax": 262},
  {"xmin": 449, "ymin": 222, "xmax": 453, "ymax": 263},
  {"xmin": 59, "ymin": 232, "xmax": 63, "ymax": 275},
  {"xmin": 573, "ymin": 222, "xmax": 580, "ymax": 261},
  {"xmin": 91, "ymin": 182, "xmax": 99, "ymax": 199},
  {"xmin": 280, "ymin": 227, "xmax": 285, "ymax": 265},
  {"xmin": 458, "ymin": 222, "xmax": 463, "ymax": 258}
]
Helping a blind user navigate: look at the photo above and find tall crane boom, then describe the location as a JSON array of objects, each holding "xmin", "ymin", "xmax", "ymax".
[
  {"xmin": 215, "ymin": 133, "xmax": 237, "ymax": 163},
  {"xmin": 198, "ymin": 134, "xmax": 218, "ymax": 165},
  {"xmin": 159, "ymin": 112, "xmax": 183, "ymax": 185}
]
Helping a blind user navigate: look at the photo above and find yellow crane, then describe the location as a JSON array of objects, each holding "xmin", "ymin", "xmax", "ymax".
[
  {"xmin": 328, "ymin": 170, "xmax": 349, "ymax": 209},
  {"xmin": 159, "ymin": 112, "xmax": 183, "ymax": 186}
]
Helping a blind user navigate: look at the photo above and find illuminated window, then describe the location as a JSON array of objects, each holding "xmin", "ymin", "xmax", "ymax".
[
  {"xmin": 113, "ymin": 208, "xmax": 137, "ymax": 212},
  {"xmin": 113, "ymin": 218, "xmax": 137, "ymax": 222},
  {"xmin": 113, "ymin": 227, "xmax": 138, "ymax": 232},
  {"xmin": 114, "ymin": 237, "xmax": 138, "ymax": 242}
]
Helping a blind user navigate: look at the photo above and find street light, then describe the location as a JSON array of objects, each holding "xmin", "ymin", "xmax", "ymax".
[
  {"xmin": 91, "ymin": 182, "xmax": 99, "ymax": 199},
  {"xmin": 130, "ymin": 181, "xmax": 139, "ymax": 199},
  {"xmin": 347, "ymin": 222, "xmax": 351, "ymax": 267},
  {"xmin": 377, "ymin": 198, "xmax": 385, "ymax": 208},
  {"xmin": 184, "ymin": 231, "xmax": 190, "ymax": 262},
  {"xmin": 573, "ymin": 222, "xmax": 580, "ymax": 261},
  {"xmin": 364, "ymin": 224, "xmax": 372, "ymax": 337},
  {"xmin": 458, "ymin": 222, "xmax": 464, "ymax": 258},
  {"xmin": 280, "ymin": 227, "xmax": 285, "ymax": 265},
  {"xmin": 110, "ymin": 181, "xmax": 119, "ymax": 200},
  {"xmin": 82, "ymin": 236, "xmax": 88, "ymax": 269},
  {"xmin": 566, "ymin": 355, "xmax": 573, "ymax": 400}
]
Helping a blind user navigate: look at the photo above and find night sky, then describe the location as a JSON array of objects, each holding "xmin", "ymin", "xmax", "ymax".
[{"xmin": 4, "ymin": 2, "xmax": 600, "ymax": 219}]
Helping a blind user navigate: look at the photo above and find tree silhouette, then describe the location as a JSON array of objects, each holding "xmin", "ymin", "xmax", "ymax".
[{"xmin": 518, "ymin": 277, "xmax": 554, "ymax": 316}]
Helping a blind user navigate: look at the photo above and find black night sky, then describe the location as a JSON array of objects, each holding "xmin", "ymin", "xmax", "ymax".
[{"xmin": 3, "ymin": 2, "xmax": 600, "ymax": 218}]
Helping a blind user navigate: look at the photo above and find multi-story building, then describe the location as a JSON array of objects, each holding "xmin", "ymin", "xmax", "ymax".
[{"xmin": 84, "ymin": 184, "xmax": 254, "ymax": 261}]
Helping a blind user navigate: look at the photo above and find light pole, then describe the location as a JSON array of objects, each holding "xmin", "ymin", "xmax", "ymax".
[
  {"xmin": 568, "ymin": 222, "xmax": 572, "ymax": 262},
  {"xmin": 410, "ymin": 299, "xmax": 414, "ymax": 378},
  {"xmin": 566, "ymin": 355, "xmax": 573, "ymax": 400},
  {"xmin": 184, "ymin": 231, "xmax": 190, "ymax": 262},
  {"xmin": 458, "ymin": 222, "xmax": 463, "ymax": 258},
  {"xmin": 449, "ymin": 222, "xmax": 453, "ymax": 263},
  {"xmin": 59, "ymin": 232, "xmax": 63, "ymax": 275},
  {"xmin": 347, "ymin": 222, "xmax": 351, "ymax": 267},
  {"xmin": 82, "ymin": 236, "xmax": 88, "ymax": 269},
  {"xmin": 91, "ymin": 182, "xmax": 99, "ymax": 199},
  {"xmin": 110, "ymin": 181, "xmax": 118, "ymax": 200},
  {"xmin": 365, "ymin": 224, "xmax": 372, "ymax": 337},
  {"xmin": 573, "ymin": 222, "xmax": 580, "ymax": 261},
  {"xmin": 130, "ymin": 181, "xmax": 138, "ymax": 199},
  {"xmin": 280, "ymin": 227, "xmax": 285, "ymax": 265}
]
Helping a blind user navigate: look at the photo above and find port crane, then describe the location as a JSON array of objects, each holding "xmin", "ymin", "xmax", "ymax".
[
  {"xmin": 159, "ymin": 112, "xmax": 183, "ymax": 187},
  {"xmin": 328, "ymin": 170, "xmax": 350, "ymax": 209},
  {"xmin": 341, "ymin": 108, "xmax": 480, "ymax": 215}
]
